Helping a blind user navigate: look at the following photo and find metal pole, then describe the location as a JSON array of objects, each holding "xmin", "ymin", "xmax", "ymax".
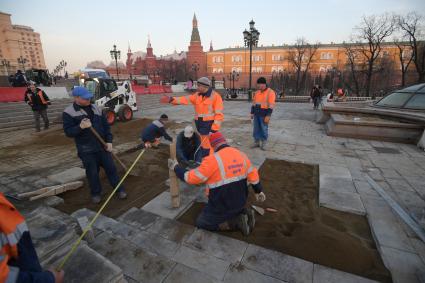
[
  {"xmin": 115, "ymin": 55, "xmax": 119, "ymax": 81},
  {"xmin": 248, "ymin": 43, "xmax": 253, "ymax": 101}
]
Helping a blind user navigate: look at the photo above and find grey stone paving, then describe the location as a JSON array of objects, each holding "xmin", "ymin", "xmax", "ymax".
[
  {"xmin": 313, "ymin": 264, "xmax": 378, "ymax": 283},
  {"xmin": 3, "ymin": 100, "xmax": 425, "ymax": 282}
]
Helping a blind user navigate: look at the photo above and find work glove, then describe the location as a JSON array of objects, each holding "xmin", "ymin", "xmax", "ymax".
[
  {"xmin": 80, "ymin": 118, "xmax": 92, "ymax": 129},
  {"xmin": 255, "ymin": 192, "xmax": 266, "ymax": 202},
  {"xmin": 264, "ymin": 116, "xmax": 270, "ymax": 124},
  {"xmin": 168, "ymin": 158, "xmax": 178, "ymax": 170},
  {"xmin": 105, "ymin": 143, "xmax": 113, "ymax": 152},
  {"xmin": 160, "ymin": 95, "xmax": 173, "ymax": 104}
]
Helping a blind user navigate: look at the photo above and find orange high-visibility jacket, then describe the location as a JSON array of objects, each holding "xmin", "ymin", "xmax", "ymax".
[
  {"xmin": 184, "ymin": 146, "xmax": 260, "ymax": 189},
  {"xmin": 251, "ymin": 88, "xmax": 276, "ymax": 116},
  {"xmin": 0, "ymin": 193, "xmax": 28, "ymax": 283},
  {"xmin": 25, "ymin": 90, "xmax": 49, "ymax": 105},
  {"xmin": 172, "ymin": 90, "xmax": 224, "ymax": 131}
]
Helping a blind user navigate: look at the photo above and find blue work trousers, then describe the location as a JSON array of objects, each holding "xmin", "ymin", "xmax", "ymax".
[{"xmin": 253, "ymin": 115, "xmax": 269, "ymax": 142}]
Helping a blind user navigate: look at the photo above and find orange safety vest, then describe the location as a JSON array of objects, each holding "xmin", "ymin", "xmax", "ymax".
[
  {"xmin": 27, "ymin": 90, "xmax": 48, "ymax": 105},
  {"xmin": 172, "ymin": 91, "xmax": 224, "ymax": 131},
  {"xmin": 0, "ymin": 193, "xmax": 28, "ymax": 283},
  {"xmin": 253, "ymin": 88, "xmax": 276, "ymax": 110},
  {"xmin": 183, "ymin": 147, "xmax": 260, "ymax": 194}
]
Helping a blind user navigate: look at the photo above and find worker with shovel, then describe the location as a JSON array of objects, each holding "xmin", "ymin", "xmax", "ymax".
[
  {"xmin": 63, "ymin": 86, "xmax": 127, "ymax": 204},
  {"xmin": 168, "ymin": 132, "xmax": 266, "ymax": 236}
]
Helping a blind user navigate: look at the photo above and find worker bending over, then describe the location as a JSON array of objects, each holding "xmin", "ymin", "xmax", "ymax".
[
  {"xmin": 176, "ymin": 125, "xmax": 202, "ymax": 168},
  {"xmin": 161, "ymin": 77, "xmax": 223, "ymax": 158},
  {"xmin": 168, "ymin": 132, "xmax": 266, "ymax": 235},
  {"xmin": 140, "ymin": 114, "xmax": 173, "ymax": 148}
]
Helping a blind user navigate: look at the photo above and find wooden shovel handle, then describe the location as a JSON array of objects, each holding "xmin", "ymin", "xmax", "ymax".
[{"xmin": 89, "ymin": 127, "xmax": 128, "ymax": 171}]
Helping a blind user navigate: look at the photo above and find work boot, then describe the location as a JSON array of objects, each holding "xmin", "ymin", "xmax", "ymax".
[
  {"xmin": 91, "ymin": 195, "xmax": 102, "ymax": 204},
  {"xmin": 117, "ymin": 191, "xmax": 127, "ymax": 200},
  {"xmin": 234, "ymin": 214, "xmax": 250, "ymax": 236},
  {"xmin": 260, "ymin": 140, "xmax": 267, "ymax": 151},
  {"xmin": 246, "ymin": 208, "xmax": 256, "ymax": 232},
  {"xmin": 250, "ymin": 140, "xmax": 260, "ymax": 148}
]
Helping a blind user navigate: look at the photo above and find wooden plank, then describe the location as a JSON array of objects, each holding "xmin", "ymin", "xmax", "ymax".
[{"xmin": 169, "ymin": 142, "xmax": 180, "ymax": 208}]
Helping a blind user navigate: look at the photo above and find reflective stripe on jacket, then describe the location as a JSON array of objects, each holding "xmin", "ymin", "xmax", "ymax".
[
  {"xmin": 251, "ymin": 88, "xmax": 276, "ymax": 116},
  {"xmin": 181, "ymin": 146, "xmax": 261, "ymax": 214},
  {"xmin": 172, "ymin": 88, "xmax": 224, "ymax": 131},
  {"xmin": 0, "ymin": 193, "xmax": 27, "ymax": 283}
]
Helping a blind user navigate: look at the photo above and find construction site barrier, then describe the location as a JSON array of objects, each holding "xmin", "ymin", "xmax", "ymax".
[{"xmin": 0, "ymin": 87, "xmax": 69, "ymax": 103}]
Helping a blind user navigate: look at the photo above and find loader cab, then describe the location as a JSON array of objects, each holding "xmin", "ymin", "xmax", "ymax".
[{"xmin": 84, "ymin": 78, "xmax": 118, "ymax": 101}]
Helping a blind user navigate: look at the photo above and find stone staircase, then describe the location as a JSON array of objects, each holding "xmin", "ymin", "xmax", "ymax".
[{"xmin": 0, "ymin": 98, "xmax": 73, "ymax": 133}]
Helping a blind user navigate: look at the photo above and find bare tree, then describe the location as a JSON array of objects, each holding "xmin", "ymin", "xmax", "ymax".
[
  {"xmin": 394, "ymin": 39, "xmax": 414, "ymax": 86},
  {"xmin": 353, "ymin": 13, "xmax": 396, "ymax": 96},
  {"xmin": 398, "ymin": 12, "xmax": 425, "ymax": 83},
  {"xmin": 343, "ymin": 43, "xmax": 362, "ymax": 95},
  {"xmin": 287, "ymin": 38, "xmax": 319, "ymax": 95}
]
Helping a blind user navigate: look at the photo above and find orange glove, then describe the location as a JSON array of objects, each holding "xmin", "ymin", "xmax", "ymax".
[
  {"xmin": 160, "ymin": 95, "xmax": 172, "ymax": 104},
  {"xmin": 264, "ymin": 116, "xmax": 270, "ymax": 124}
]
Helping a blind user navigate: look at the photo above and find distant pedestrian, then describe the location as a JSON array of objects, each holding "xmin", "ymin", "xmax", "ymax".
[
  {"xmin": 251, "ymin": 77, "xmax": 276, "ymax": 150},
  {"xmin": 13, "ymin": 70, "xmax": 27, "ymax": 87},
  {"xmin": 24, "ymin": 81, "xmax": 51, "ymax": 132},
  {"xmin": 310, "ymin": 85, "xmax": 321, "ymax": 110}
]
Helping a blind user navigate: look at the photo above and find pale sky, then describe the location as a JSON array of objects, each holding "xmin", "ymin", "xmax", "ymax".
[{"xmin": 1, "ymin": 0, "xmax": 424, "ymax": 72}]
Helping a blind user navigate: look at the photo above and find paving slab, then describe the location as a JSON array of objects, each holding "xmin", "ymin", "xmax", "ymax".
[
  {"xmin": 163, "ymin": 263, "xmax": 220, "ymax": 283},
  {"xmin": 128, "ymin": 229, "xmax": 180, "ymax": 259},
  {"xmin": 223, "ymin": 262, "xmax": 285, "ymax": 283},
  {"xmin": 319, "ymin": 164, "xmax": 352, "ymax": 179},
  {"xmin": 354, "ymin": 180, "xmax": 380, "ymax": 197},
  {"xmin": 141, "ymin": 191, "xmax": 194, "ymax": 219},
  {"xmin": 184, "ymin": 228, "xmax": 248, "ymax": 263},
  {"xmin": 72, "ymin": 208, "xmax": 138, "ymax": 239},
  {"xmin": 241, "ymin": 244, "xmax": 313, "ymax": 283},
  {"xmin": 320, "ymin": 176, "xmax": 357, "ymax": 193},
  {"xmin": 26, "ymin": 210, "xmax": 79, "ymax": 262},
  {"xmin": 43, "ymin": 243, "xmax": 124, "ymax": 283},
  {"xmin": 380, "ymin": 246, "xmax": 425, "ymax": 283},
  {"xmin": 319, "ymin": 187, "xmax": 366, "ymax": 215},
  {"xmin": 313, "ymin": 264, "xmax": 378, "ymax": 283},
  {"xmin": 172, "ymin": 245, "xmax": 231, "ymax": 281},
  {"xmin": 90, "ymin": 232, "xmax": 176, "ymax": 283},
  {"xmin": 147, "ymin": 216, "xmax": 195, "ymax": 243},
  {"xmin": 362, "ymin": 196, "xmax": 415, "ymax": 253},
  {"xmin": 47, "ymin": 167, "xmax": 85, "ymax": 184},
  {"xmin": 117, "ymin": 207, "xmax": 160, "ymax": 230}
]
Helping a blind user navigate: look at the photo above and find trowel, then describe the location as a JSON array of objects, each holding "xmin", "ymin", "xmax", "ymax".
[{"xmin": 251, "ymin": 205, "xmax": 265, "ymax": 216}]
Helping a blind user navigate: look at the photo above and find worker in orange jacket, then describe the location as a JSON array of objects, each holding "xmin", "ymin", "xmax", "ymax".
[
  {"xmin": 161, "ymin": 77, "xmax": 224, "ymax": 158},
  {"xmin": 0, "ymin": 193, "xmax": 64, "ymax": 283},
  {"xmin": 168, "ymin": 132, "xmax": 266, "ymax": 236},
  {"xmin": 251, "ymin": 77, "xmax": 276, "ymax": 150}
]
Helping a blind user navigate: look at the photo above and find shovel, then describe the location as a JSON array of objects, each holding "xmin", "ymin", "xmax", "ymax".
[
  {"xmin": 89, "ymin": 127, "xmax": 139, "ymax": 176},
  {"xmin": 251, "ymin": 205, "xmax": 265, "ymax": 216}
]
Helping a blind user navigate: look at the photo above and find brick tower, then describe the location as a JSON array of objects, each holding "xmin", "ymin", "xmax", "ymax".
[{"xmin": 187, "ymin": 13, "xmax": 206, "ymax": 79}]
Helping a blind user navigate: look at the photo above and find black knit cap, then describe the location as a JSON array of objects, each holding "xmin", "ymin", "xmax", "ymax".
[
  {"xmin": 160, "ymin": 114, "xmax": 168, "ymax": 119},
  {"xmin": 257, "ymin": 77, "xmax": 267, "ymax": 84}
]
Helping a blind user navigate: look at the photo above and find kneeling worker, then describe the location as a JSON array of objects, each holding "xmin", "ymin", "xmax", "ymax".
[
  {"xmin": 176, "ymin": 125, "xmax": 202, "ymax": 168},
  {"xmin": 140, "ymin": 114, "xmax": 173, "ymax": 148},
  {"xmin": 168, "ymin": 132, "xmax": 266, "ymax": 235},
  {"xmin": 63, "ymin": 86, "xmax": 127, "ymax": 204}
]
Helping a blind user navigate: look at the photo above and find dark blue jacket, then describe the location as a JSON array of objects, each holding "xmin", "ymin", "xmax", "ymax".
[
  {"xmin": 176, "ymin": 131, "xmax": 202, "ymax": 163},
  {"xmin": 63, "ymin": 103, "xmax": 112, "ymax": 156},
  {"xmin": 141, "ymin": 120, "xmax": 172, "ymax": 143},
  {"xmin": 6, "ymin": 232, "xmax": 55, "ymax": 283}
]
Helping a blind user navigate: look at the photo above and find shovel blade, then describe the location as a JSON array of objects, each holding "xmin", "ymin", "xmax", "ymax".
[{"xmin": 251, "ymin": 205, "xmax": 265, "ymax": 216}]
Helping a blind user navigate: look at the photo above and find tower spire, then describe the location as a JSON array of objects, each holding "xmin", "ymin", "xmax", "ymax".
[
  {"xmin": 147, "ymin": 35, "xmax": 152, "ymax": 48},
  {"xmin": 193, "ymin": 13, "xmax": 198, "ymax": 28},
  {"xmin": 209, "ymin": 40, "xmax": 213, "ymax": 51}
]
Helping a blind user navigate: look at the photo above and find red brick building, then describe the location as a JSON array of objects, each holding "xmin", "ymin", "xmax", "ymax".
[{"xmin": 125, "ymin": 13, "xmax": 207, "ymax": 83}]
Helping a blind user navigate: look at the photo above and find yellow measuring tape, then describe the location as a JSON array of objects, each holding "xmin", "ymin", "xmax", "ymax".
[{"xmin": 57, "ymin": 149, "xmax": 146, "ymax": 271}]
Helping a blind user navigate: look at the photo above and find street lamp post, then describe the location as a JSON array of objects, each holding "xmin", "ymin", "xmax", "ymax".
[
  {"xmin": 243, "ymin": 19, "xmax": 260, "ymax": 101},
  {"xmin": 59, "ymin": 60, "xmax": 67, "ymax": 77},
  {"xmin": 1, "ymin": 59, "xmax": 11, "ymax": 76},
  {"xmin": 229, "ymin": 71, "xmax": 240, "ymax": 95},
  {"xmin": 17, "ymin": 56, "xmax": 28, "ymax": 72},
  {"xmin": 110, "ymin": 44, "xmax": 121, "ymax": 81}
]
